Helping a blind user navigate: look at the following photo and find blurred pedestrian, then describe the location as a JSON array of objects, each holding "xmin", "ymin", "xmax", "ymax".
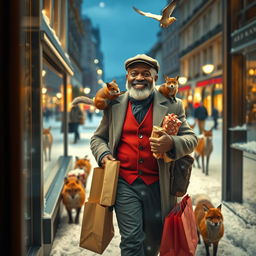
[
  {"xmin": 194, "ymin": 102, "xmax": 208, "ymax": 134},
  {"xmin": 86, "ymin": 109, "xmax": 93, "ymax": 122},
  {"xmin": 43, "ymin": 107, "xmax": 51, "ymax": 122},
  {"xmin": 212, "ymin": 107, "xmax": 219, "ymax": 129},
  {"xmin": 90, "ymin": 54, "xmax": 197, "ymax": 256},
  {"xmin": 69, "ymin": 103, "xmax": 84, "ymax": 144}
]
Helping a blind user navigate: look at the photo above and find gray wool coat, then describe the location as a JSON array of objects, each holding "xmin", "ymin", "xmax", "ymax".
[{"xmin": 90, "ymin": 89, "xmax": 198, "ymax": 218}]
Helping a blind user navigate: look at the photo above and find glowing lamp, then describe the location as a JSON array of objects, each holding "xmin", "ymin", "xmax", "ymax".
[
  {"xmin": 178, "ymin": 76, "xmax": 187, "ymax": 85},
  {"xmin": 202, "ymin": 64, "xmax": 214, "ymax": 74},
  {"xmin": 97, "ymin": 69, "xmax": 103, "ymax": 76},
  {"xmin": 84, "ymin": 87, "xmax": 91, "ymax": 94}
]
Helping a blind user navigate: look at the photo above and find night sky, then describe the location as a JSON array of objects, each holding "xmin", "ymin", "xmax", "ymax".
[{"xmin": 82, "ymin": 0, "xmax": 166, "ymax": 79}]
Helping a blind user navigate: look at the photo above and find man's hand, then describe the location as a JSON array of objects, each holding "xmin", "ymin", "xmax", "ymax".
[
  {"xmin": 149, "ymin": 130, "xmax": 174, "ymax": 154},
  {"xmin": 101, "ymin": 154, "xmax": 116, "ymax": 168}
]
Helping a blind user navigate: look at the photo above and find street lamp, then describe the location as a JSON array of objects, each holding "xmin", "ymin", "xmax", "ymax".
[
  {"xmin": 202, "ymin": 64, "xmax": 214, "ymax": 74},
  {"xmin": 42, "ymin": 87, "xmax": 47, "ymax": 94},
  {"xmin": 84, "ymin": 87, "xmax": 91, "ymax": 94},
  {"xmin": 97, "ymin": 69, "xmax": 103, "ymax": 76},
  {"xmin": 94, "ymin": 59, "xmax": 99, "ymax": 64},
  {"xmin": 178, "ymin": 76, "xmax": 187, "ymax": 85}
]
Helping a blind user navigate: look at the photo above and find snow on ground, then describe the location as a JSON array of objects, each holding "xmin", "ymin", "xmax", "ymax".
[{"xmin": 50, "ymin": 116, "xmax": 256, "ymax": 256}]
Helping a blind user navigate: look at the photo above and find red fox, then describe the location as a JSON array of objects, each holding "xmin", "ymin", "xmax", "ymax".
[
  {"xmin": 194, "ymin": 129, "xmax": 213, "ymax": 175},
  {"xmin": 194, "ymin": 196, "xmax": 224, "ymax": 256},
  {"xmin": 158, "ymin": 75, "xmax": 179, "ymax": 100},
  {"xmin": 62, "ymin": 176, "xmax": 85, "ymax": 224},
  {"xmin": 67, "ymin": 156, "xmax": 92, "ymax": 187},
  {"xmin": 71, "ymin": 80, "xmax": 125, "ymax": 110}
]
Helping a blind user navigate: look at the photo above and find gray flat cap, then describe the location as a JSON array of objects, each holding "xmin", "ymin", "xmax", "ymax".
[{"xmin": 125, "ymin": 54, "xmax": 160, "ymax": 73}]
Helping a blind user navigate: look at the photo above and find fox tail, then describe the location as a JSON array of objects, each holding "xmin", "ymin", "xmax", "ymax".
[{"xmin": 192, "ymin": 193, "xmax": 211, "ymax": 206}]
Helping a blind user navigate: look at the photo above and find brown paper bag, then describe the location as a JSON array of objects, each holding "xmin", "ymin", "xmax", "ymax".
[
  {"xmin": 79, "ymin": 201, "xmax": 114, "ymax": 254},
  {"xmin": 100, "ymin": 160, "xmax": 120, "ymax": 206},
  {"xmin": 88, "ymin": 167, "xmax": 104, "ymax": 202},
  {"xmin": 151, "ymin": 126, "xmax": 173, "ymax": 163}
]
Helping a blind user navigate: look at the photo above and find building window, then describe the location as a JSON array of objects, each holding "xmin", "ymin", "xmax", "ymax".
[
  {"xmin": 42, "ymin": 0, "xmax": 66, "ymax": 47},
  {"xmin": 245, "ymin": 50, "xmax": 256, "ymax": 141}
]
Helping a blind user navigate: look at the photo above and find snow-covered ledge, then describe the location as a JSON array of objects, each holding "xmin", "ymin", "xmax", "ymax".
[
  {"xmin": 228, "ymin": 124, "xmax": 247, "ymax": 131},
  {"xmin": 231, "ymin": 141, "xmax": 256, "ymax": 154},
  {"xmin": 43, "ymin": 156, "xmax": 73, "ymax": 255}
]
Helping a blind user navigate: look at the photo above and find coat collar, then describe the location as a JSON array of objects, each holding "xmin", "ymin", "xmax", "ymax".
[{"xmin": 152, "ymin": 89, "xmax": 169, "ymax": 126}]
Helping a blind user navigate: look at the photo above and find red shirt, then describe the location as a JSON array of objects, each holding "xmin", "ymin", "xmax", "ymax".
[{"xmin": 117, "ymin": 102, "xmax": 159, "ymax": 185}]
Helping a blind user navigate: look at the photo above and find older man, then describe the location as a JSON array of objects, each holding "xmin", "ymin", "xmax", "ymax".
[{"xmin": 90, "ymin": 54, "xmax": 197, "ymax": 256}]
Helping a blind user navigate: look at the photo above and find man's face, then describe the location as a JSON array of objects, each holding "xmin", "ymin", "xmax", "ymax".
[{"xmin": 126, "ymin": 63, "xmax": 158, "ymax": 100}]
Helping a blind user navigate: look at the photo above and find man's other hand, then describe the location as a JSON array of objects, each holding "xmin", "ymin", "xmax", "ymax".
[
  {"xmin": 149, "ymin": 130, "xmax": 174, "ymax": 154},
  {"xmin": 101, "ymin": 154, "xmax": 116, "ymax": 167}
]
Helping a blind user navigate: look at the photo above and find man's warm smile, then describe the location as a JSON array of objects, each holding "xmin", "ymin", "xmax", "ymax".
[{"xmin": 132, "ymin": 80, "xmax": 149, "ymax": 90}]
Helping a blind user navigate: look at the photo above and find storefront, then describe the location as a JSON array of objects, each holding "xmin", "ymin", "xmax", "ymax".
[
  {"xmin": 195, "ymin": 76, "xmax": 223, "ymax": 116},
  {"xmin": 0, "ymin": 1, "xmax": 76, "ymax": 255},
  {"xmin": 223, "ymin": 0, "xmax": 256, "ymax": 215}
]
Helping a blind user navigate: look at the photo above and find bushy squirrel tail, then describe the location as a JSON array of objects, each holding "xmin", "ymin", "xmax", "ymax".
[{"xmin": 72, "ymin": 96, "xmax": 94, "ymax": 106}]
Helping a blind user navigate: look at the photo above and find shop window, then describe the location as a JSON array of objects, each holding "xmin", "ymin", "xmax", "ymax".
[
  {"xmin": 42, "ymin": 61, "xmax": 65, "ymax": 195},
  {"xmin": 213, "ymin": 83, "xmax": 223, "ymax": 116},
  {"xmin": 246, "ymin": 51, "xmax": 256, "ymax": 141},
  {"xmin": 202, "ymin": 86, "xmax": 212, "ymax": 115}
]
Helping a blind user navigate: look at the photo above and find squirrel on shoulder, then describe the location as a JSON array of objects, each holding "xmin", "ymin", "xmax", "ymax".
[
  {"xmin": 72, "ymin": 80, "xmax": 125, "ymax": 110},
  {"xmin": 158, "ymin": 75, "xmax": 179, "ymax": 100}
]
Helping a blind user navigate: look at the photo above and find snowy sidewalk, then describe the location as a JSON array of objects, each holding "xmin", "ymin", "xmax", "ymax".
[{"xmin": 50, "ymin": 117, "xmax": 256, "ymax": 256}]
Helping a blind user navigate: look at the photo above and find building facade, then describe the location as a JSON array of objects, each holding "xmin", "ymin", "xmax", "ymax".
[
  {"xmin": 179, "ymin": 0, "xmax": 223, "ymax": 117},
  {"xmin": 161, "ymin": 0, "xmax": 180, "ymax": 80},
  {"xmin": 81, "ymin": 17, "xmax": 104, "ymax": 98},
  {"xmin": 67, "ymin": 0, "xmax": 84, "ymax": 93},
  {"xmin": 223, "ymin": 0, "xmax": 256, "ymax": 216},
  {"xmin": 148, "ymin": 37, "xmax": 164, "ymax": 84}
]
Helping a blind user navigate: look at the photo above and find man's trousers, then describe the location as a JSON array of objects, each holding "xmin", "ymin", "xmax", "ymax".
[{"xmin": 114, "ymin": 178, "xmax": 163, "ymax": 256}]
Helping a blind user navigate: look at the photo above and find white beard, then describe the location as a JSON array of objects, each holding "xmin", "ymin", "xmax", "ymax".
[{"xmin": 126, "ymin": 80, "xmax": 155, "ymax": 100}]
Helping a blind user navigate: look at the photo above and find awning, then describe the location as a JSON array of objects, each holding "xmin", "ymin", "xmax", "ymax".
[
  {"xmin": 179, "ymin": 85, "xmax": 191, "ymax": 91},
  {"xmin": 196, "ymin": 77, "xmax": 222, "ymax": 88}
]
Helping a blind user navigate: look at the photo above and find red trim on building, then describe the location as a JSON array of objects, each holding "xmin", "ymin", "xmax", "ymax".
[
  {"xmin": 179, "ymin": 85, "xmax": 191, "ymax": 91},
  {"xmin": 196, "ymin": 77, "xmax": 222, "ymax": 87}
]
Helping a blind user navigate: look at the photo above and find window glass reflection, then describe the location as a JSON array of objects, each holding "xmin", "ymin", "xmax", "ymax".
[
  {"xmin": 246, "ymin": 51, "xmax": 256, "ymax": 141},
  {"xmin": 42, "ymin": 61, "xmax": 64, "ymax": 194}
]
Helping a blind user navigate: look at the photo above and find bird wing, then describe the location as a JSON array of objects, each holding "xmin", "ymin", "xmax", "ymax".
[
  {"xmin": 133, "ymin": 6, "xmax": 162, "ymax": 21},
  {"xmin": 162, "ymin": 0, "xmax": 177, "ymax": 19}
]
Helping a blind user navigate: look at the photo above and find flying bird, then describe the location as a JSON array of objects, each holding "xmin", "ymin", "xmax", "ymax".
[{"xmin": 133, "ymin": 0, "xmax": 177, "ymax": 28}]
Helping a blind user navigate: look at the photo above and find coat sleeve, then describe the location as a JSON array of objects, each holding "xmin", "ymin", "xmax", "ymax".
[
  {"xmin": 170, "ymin": 99, "xmax": 198, "ymax": 159},
  {"xmin": 90, "ymin": 109, "xmax": 111, "ymax": 164}
]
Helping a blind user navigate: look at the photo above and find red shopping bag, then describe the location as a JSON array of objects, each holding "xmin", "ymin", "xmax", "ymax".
[{"xmin": 160, "ymin": 195, "xmax": 198, "ymax": 256}]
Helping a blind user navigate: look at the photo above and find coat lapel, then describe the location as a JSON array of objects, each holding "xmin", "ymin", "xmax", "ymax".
[
  {"xmin": 153, "ymin": 89, "xmax": 169, "ymax": 126},
  {"xmin": 111, "ymin": 92, "xmax": 129, "ymax": 152},
  {"xmin": 111, "ymin": 90, "xmax": 169, "ymax": 152}
]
